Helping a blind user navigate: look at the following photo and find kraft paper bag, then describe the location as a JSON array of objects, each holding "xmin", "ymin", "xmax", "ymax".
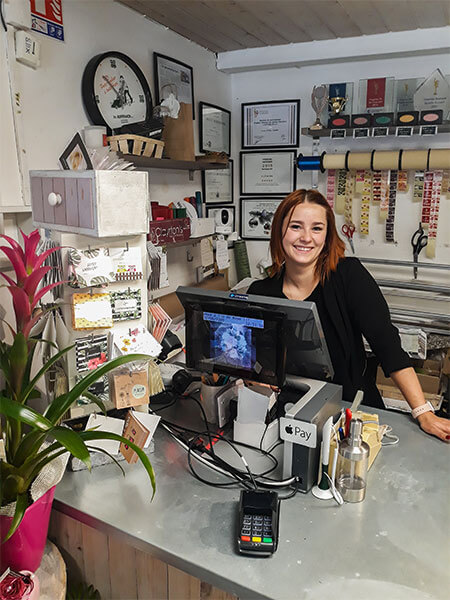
[{"xmin": 162, "ymin": 102, "xmax": 195, "ymax": 161}]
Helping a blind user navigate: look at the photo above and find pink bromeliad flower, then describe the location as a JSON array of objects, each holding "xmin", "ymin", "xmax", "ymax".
[{"xmin": 0, "ymin": 230, "xmax": 61, "ymax": 338}]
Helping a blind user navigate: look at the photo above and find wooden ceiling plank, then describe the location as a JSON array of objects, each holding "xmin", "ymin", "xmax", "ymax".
[
  {"xmin": 371, "ymin": 0, "xmax": 418, "ymax": 31},
  {"xmin": 407, "ymin": 0, "xmax": 449, "ymax": 29},
  {"xmin": 337, "ymin": 1, "xmax": 388, "ymax": 35},
  {"xmin": 185, "ymin": 1, "xmax": 265, "ymax": 48},
  {"xmin": 119, "ymin": 0, "xmax": 226, "ymax": 52},
  {"xmin": 148, "ymin": 0, "xmax": 246, "ymax": 50},
  {"xmin": 211, "ymin": 0, "xmax": 291, "ymax": 46},
  {"xmin": 242, "ymin": 1, "xmax": 312, "ymax": 43},
  {"xmin": 274, "ymin": 1, "xmax": 336, "ymax": 40},
  {"xmin": 304, "ymin": 0, "xmax": 362, "ymax": 38}
]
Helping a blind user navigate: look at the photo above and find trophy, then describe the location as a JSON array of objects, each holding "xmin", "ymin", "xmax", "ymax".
[
  {"xmin": 329, "ymin": 95, "xmax": 347, "ymax": 115},
  {"xmin": 310, "ymin": 85, "xmax": 328, "ymax": 130}
]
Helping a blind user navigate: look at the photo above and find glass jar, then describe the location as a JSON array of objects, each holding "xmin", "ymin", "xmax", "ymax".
[{"xmin": 336, "ymin": 418, "xmax": 369, "ymax": 502}]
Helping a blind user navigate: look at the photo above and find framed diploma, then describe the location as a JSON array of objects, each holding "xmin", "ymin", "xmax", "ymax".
[
  {"xmin": 202, "ymin": 160, "xmax": 233, "ymax": 204},
  {"xmin": 242, "ymin": 99, "xmax": 300, "ymax": 149},
  {"xmin": 240, "ymin": 150, "xmax": 296, "ymax": 196},
  {"xmin": 154, "ymin": 53, "xmax": 195, "ymax": 119},
  {"xmin": 240, "ymin": 197, "xmax": 283, "ymax": 240},
  {"xmin": 199, "ymin": 102, "xmax": 231, "ymax": 155}
]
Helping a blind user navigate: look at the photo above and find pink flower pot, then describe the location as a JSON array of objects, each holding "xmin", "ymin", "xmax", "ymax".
[{"xmin": 0, "ymin": 486, "xmax": 56, "ymax": 572}]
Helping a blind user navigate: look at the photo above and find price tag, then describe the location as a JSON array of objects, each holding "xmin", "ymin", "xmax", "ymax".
[
  {"xmin": 372, "ymin": 127, "xmax": 388, "ymax": 137},
  {"xmin": 420, "ymin": 125, "xmax": 438, "ymax": 136},
  {"xmin": 395, "ymin": 126, "xmax": 413, "ymax": 137},
  {"xmin": 353, "ymin": 128, "xmax": 369, "ymax": 138},
  {"xmin": 330, "ymin": 129, "xmax": 346, "ymax": 139}
]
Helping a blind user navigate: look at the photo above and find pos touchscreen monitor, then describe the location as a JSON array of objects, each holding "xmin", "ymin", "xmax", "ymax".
[{"xmin": 176, "ymin": 287, "xmax": 334, "ymax": 387}]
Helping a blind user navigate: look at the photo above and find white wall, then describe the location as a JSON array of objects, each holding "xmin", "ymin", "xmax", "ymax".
[{"xmin": 230, "ymin": 51, "xmax": 450, "ymax": 291}]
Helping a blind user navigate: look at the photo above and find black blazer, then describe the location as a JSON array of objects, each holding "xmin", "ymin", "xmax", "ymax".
[{"xmin": 247, "ymin": 257, "xmax": 411, "ymax": 402}]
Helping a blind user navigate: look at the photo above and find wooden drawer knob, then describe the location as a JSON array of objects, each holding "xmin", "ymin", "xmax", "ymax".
[{"xmin": 48, "ymin": 192, "xmax": 62, "ymax": 206}]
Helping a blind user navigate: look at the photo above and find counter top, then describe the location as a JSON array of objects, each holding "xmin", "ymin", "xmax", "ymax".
[{"xmin": 54, "ymin": 406, "xmax": 449, "ymax": 600}]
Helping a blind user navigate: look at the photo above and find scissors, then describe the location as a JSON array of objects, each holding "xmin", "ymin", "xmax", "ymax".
[
  {"xmin": 411, "ymin": 223, "xmax": 428, "ymax": 279},
  {"xmin": 342, "ymin": 223, "xmax": 355, "ymax": 254}
]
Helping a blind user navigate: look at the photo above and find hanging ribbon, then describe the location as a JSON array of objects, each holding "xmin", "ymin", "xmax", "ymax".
[
  {"xmin": 335, "ymin": 169, "xmax": 347, "ymax": 214},
  {"xmin": 379, "ymin": 170, "xmax": 391, "ymax": 220},
  {"xmin": 412, "ymin": 171, "xmax": 424, "ymax": 202},
  {"xmin": 397, "ymin": 170, "xmax": 409, "ymax": 193},
  {"xmin": 344, "ymin": 171, "xmax": 355, "ymax": 225},
  {"xmin": 326, "ymin": 169, "xmax": 336, "ymax": 208},
  {"xmin": 426, "ymin": 170, "xmax": 443, "ymax": 259},
  {"xmin": 385, "ymin": 170, "xmax": 398, "ymax": 242},
  {"xmin": 421, "ymin": 171, "xmax": 433, "ymax": 227},
  {"xmin": 441, "ymin": 170, "xmax": 450, "ymax": 198},
  {"xmin": 355, "ymin": 170, "xmax": 365, "ymax": 194},
  {"xmin": 372, "ymin": 170, "xmax": 381, "ymax": 203},
  {"xmin": 360, "ymin": 170, "xmax": 371, "ymax": 235}
]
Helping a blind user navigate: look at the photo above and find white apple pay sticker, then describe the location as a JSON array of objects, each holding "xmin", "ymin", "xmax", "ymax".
[{"xmin": 280, "ymin": 417, "xmax": 317, "ymax": 448}]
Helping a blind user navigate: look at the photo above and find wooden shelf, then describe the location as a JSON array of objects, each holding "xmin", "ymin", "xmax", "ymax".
[
  {"xmin": 156, "ymin": 234, "xmax": 213, "ymax": 249},
  {"xmin": 301, "ymin": 124, "xmax": 450, "ymax": 138},
  {"xmin": 117, "ymin": 155, "xmax": 228, "ymax": 171}
]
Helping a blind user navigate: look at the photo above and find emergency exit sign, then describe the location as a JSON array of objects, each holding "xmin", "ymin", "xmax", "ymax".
[{"xmin": 30, "ymin": 0, "xmax": 64, "ymax": 41}]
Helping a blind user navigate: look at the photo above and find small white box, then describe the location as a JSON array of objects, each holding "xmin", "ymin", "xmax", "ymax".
[
  {"xmin": 190, "ymin": 217, "xmax": 215, "ymax": 238},
  {"xmin": 15, "ymin": 30, "xmax": 40, "ymax": 68}
]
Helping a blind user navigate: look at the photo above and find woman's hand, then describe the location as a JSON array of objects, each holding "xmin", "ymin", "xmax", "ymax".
[{"xmin": 417, "ymin": 412, "xmax": 450, "ymax": 442}]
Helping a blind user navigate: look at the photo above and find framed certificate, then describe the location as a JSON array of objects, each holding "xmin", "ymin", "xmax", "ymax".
[
  {"xmin": 240, "ymin": 197, "xmax": 283, "ymax": 240},
  {"xmin": 199, "ymin": 102, "xmax": 231, "ymax": 155},
  {"xmin": 202, "ymin": 160, "xmax": 233, "ymax": 204},
  {"xmin": 240, "ymin": 150, "xmax": 296, "ymax": 196},
  {"xmin": 154, "ymin": 53, "xmax": 195, "ymax": 119},
  {"xmin": 242, "ymin": 99, "xmax": 300, "ymax": 149}
]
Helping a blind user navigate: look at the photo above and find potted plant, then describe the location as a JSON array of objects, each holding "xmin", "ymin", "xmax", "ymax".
[{"xmin": 0, "ymin": 230, "xmax": 155, "ymax": 572}]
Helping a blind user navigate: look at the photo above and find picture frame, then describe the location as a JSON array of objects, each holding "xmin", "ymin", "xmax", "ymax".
[
  {"xmin": 199, "ymin": 102, "xmax": 231, "ymax": 155},
  {"xmin": 241, "ymin": 99, "xmax": 300, "ymax": 149},
  {"xmin": 205, "ymin": 205, "xmax": 235, "ymax": 235},
  {"xmin": 154, "ymin": 52, "xmax": 195, "ymax": 119},
  {"xmin": 202, "ymin": 159, "xmax": 233, "ymax": 205},
  {"xmin": 59, "ymin": 133, "xmax": 93, "ymax": 171},
  {"xmin": 239, "ymin": 197, "xmax": 283, "ymax": 240},
  {"xmin": 240, "ymin": 150, "xmax": 296, "ymax": 196}
]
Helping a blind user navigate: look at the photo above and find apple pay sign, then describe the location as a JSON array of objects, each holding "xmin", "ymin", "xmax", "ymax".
[{"xmin": 279, "ymin": 417, "xmax": 317, "ymax": 448}]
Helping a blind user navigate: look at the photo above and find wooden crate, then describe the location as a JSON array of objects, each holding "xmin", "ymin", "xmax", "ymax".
[{"xmin": 107, "ymin": 134, "xmax": 164, "ymax": 158}]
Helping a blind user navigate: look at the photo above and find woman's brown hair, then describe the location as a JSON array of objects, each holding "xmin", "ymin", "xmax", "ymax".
[{"xmin": 269, "ymin": 189, "xmax": 345, "ymax": 283}]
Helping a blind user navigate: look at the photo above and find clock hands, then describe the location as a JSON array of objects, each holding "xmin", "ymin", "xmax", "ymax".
[{"xmin": 102, "ymin": 75, "xmax": 120, "ymax": 97}]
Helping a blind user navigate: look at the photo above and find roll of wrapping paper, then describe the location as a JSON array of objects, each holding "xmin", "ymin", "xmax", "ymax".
[
  {"xmin": 326, "ymin": 170, "xmax": 336, "ymax": 208},
  {"xmin": 355, "ymin": 170, "xmax": 365, "ymax": 194},
  {"xmin": 372, "ymin": 151, "xmax": 400, "ymax": 172},
  {"xmin": 335, "ymin": 169, "xmax": 347, "ymax": 214},
  {"xmin": 421, "ymin": 172, "xmax": 433, "ymax": 228},
  {"xmin": 401, "ymin": 150, "xmax": 429, "ymax": 171},
  {"xmin": 428, "ymin": 149, "xmax": 450, "ymax": 170},
  {"xmin": 323, "ymin": 153, "xmax": 346, "ymax": 170},
  {"xmin": 344, "ymin": 171, "xmax": 355, "ymax": 225},
  {"xmin": 348, "ymin": 153, "xmax": 372, "ymax": 171},
  {"xmin": 372, "ymin": 171, "xmax": 382, "ymax": 203},
  {"xmin": 426, "ymin": 170, "xmax": 443, "ymax": 259},
  {"xmin": 397, "ymin": 170, "xmax": 409, "ymax": 192},
  {"xmin": 385, "ymin": 170, "xmax": 398, "ymax": 242},
  {"xmin": 379, "ymin": 171, "xmax": 390, "ymax": 220},
  {"xmin": 413, "ymin": 171, "xmax": 424, "ymax": 202},
  {"xmin": 360, "ymin": 171, "xmax": 371, "ymax": 235},
  {"xmin": 234, "ymin": 240, "xmax": 251, "ymax": 281}
]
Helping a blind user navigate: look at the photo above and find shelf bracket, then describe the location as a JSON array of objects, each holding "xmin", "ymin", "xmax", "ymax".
[{"xmin": 188, "ymin": 170, "xmax": 194, "ymax": 181}]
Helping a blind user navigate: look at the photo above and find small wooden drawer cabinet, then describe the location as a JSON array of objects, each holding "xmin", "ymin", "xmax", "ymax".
[{"xmin": 29, "ymin": 170, "xmax": 149, "ymax": 237}]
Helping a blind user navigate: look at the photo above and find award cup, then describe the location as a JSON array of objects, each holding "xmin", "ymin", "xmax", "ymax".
[
  {"xmin": 329, "ymin": 96, "xmax": 347, "ymax": 115},
  {"xmin": 310, "ymin": 85, "xmax": 329, "ymax": 130}
]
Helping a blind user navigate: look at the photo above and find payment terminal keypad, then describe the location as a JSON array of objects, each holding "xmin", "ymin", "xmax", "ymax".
[{"xmin": 237, "ymin": 491, "xmax": 279, "ymax": 556}]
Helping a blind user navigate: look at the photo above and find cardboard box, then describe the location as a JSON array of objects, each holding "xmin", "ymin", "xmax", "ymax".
[{"xmin": 376, "ymin": 367, "xmax": 442, "ymax": 413}]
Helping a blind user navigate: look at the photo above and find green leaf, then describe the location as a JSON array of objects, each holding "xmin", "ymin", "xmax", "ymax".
[
  {"xmin": 12, "ymin": 430, "xmax": 47, "ymax": 468},
  {"xmin": 86, "ymin": 445, "xmax": 126, "ymax": 477},
  {"xmin": 20, "ymin": 345, "xmax": 73, "ymax": 404},
  {"xmin": 80, "ymin": 390, "xmax": 107, "ymax": 415},
  {"xmin": 9, "ymin": 332, "xmax": 28, "ymax": 394},
  {"xmin": 50, "ymin": 426, "xmax": 91, "ymax": 470},
  {"xmin": 0, "ymin": 395, "xmax": 51, "ymax": 431},
  {"xmin": 80, "ymin": 431, "xmax": 155, "ymax": 498},
  {"xmin": 44, "ymin": 354, "xmax": 152, "ymax": 425},
  {"xmin": 3, "ymin": 492, "xmax": 29, "ymax": 541}
]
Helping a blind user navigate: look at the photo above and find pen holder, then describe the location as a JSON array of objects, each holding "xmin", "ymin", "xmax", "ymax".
[
  {"xmin": 200, "ymin": 382, "xmax": 227, "ymax": 424},
  {"xmin": 328, "ymin": 410, "xmax": 382, "ymax": 477}
]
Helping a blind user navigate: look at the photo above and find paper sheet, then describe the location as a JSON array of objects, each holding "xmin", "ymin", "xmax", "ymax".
[
  {"xmin": 85, "ymin": 414, "xmax": 125, "ymax": 455},
  {"xmin": 215, "ymin": 239, "xmax": 230, "ymax": 269}
]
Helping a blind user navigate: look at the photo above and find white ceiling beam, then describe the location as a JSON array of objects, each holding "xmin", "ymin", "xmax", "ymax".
[{"xmin": 216, "ymin": 26, "xmax": 450, "ymax": 73}]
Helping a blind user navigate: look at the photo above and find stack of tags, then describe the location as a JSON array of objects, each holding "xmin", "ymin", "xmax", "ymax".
[
  {"xmin": 75, "ymin": 334, "xmax": 108, "ymax": 372},
  {"xmin": 72, "ymin": 293, "xmax": 113, "ymax": 330},
  {"xmin": 110, "ymin": 289, "xmax": 142, "ymax": 321},
  {"xmin": 111, "ymin": 368, "xmax": 149, "ymax": 409},
  {"xmin": 120, "ymin": 410, "xmax": 161, "ymax": 464},
  {"xmin": 113, "ymin": 325, "xmax": 162, "ymax": 359},
  {"xmin": 149, "ymin": 360, "xmax": 165, "ymax": 396},
  {"xmin": 146, "ymin": 242, "xmax": 169, "ymax": 291},
  {"xmin": 110, "ymin": 246, "xmax": 143, "ymax": 281},
  {"xmin": 149, "ymin": 303, "xmax": 172, "ymax": 343}
]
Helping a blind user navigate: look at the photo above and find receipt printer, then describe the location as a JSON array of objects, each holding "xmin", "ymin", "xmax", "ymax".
[{"xmin": 280, "ymin": 376, "xmax": 341, "ymax": 493}]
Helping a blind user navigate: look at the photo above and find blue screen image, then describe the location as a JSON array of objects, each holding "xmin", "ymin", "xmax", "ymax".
[{"xmin": 204, "ymin": 312, "xmax": 261, "ymax": 370}]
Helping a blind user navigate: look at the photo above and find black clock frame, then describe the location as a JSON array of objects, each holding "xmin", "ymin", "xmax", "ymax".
[{"xmin": 81, "ymin": 51, "xmax": 154, "ymax": 134}]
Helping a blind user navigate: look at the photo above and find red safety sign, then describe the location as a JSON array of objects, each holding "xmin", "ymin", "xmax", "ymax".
[{"xmin": 30, "ymin": 0, "xmax": 64, "ymax": 41}]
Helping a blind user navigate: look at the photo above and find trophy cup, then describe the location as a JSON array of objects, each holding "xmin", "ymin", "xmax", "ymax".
[
  {"xmin": 310, "ymin": 85, "xmax": 329, "ymax": 130},
  {"xmin": 329, "ymin": 95, "xmax": 347, "ymax": 115}
]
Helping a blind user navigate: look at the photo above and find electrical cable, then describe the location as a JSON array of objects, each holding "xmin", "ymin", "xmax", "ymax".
[{"xmin": 0, "ymin": 0, "xmax": 7, "ymax": 33}]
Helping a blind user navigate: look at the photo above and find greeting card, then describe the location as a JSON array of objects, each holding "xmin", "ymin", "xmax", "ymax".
[{"xmin": 72, "ymin": 292, "xmax": 113, "ymax": 330}]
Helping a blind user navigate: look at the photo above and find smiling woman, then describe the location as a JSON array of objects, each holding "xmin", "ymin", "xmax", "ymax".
[{"xmin": 248, "ymin": 189, "xmax": 450, "ymax": 443}]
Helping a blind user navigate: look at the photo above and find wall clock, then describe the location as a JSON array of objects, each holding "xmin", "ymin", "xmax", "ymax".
[{"xmin": 82, "ymin": 51, "xmax": 153, "ymax": 133}]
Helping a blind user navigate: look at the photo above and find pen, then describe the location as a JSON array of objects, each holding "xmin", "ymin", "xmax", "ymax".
[
  {"xmin": 338, "ymin": 427, "xmax": 345, "ymax": 441},
  {"xmin": 345, "ymin": 408, "xmax": 352, "ymax": 438}
]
